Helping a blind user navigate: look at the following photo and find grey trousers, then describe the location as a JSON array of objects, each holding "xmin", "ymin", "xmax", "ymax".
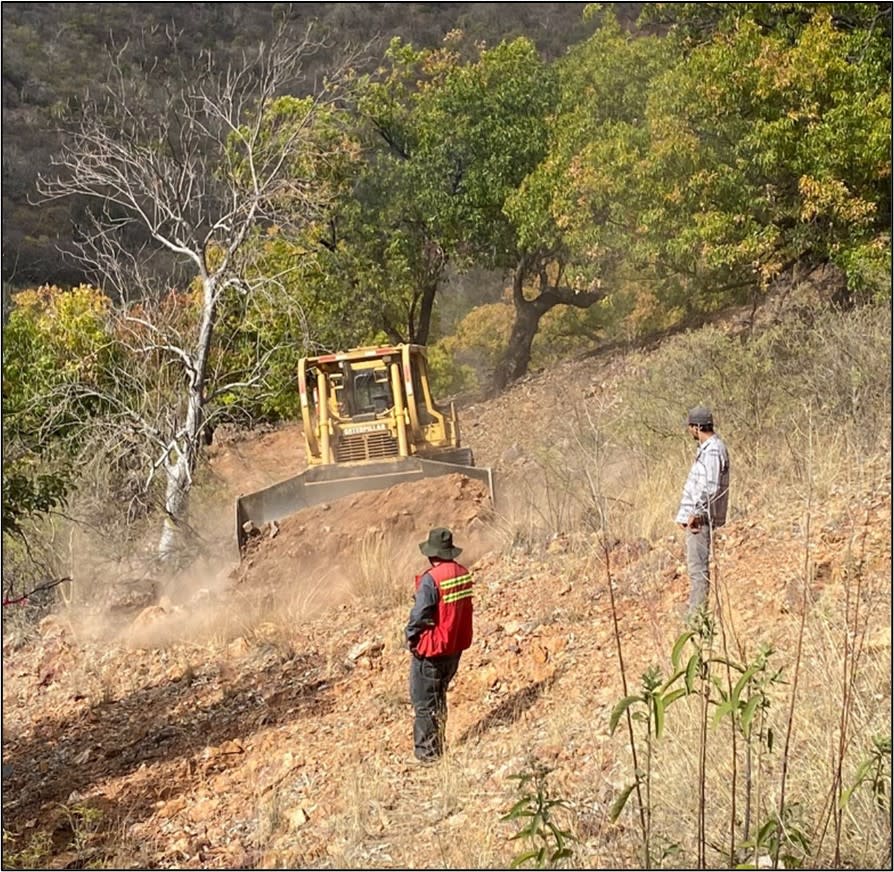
[
  {"xmin": 686, "ymin": 525, "xmax": 711, "ymax": 614},
  {"xmin": 409, "ymin": 653, "xmax": 460, "ymax": 760}
]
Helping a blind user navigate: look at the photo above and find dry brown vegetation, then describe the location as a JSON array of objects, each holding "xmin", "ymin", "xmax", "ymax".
[{"xmin": 2, "ymin": 294, "xmax": 890, "ymax": 869}]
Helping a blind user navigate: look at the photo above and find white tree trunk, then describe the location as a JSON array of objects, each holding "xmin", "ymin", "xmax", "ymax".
[
  {"xmin": 35, "ymin": 28, "xmax": 350, "ymax": 570},
  {"xmin": 157, "ymin": 308, "xmax": 209, "ymax": 563},
  {"xmin": 158, "ymin": 449, "xmax": 192, "ymax": 563}
]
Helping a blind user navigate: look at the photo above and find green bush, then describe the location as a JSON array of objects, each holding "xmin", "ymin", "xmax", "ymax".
[{"xmin": 429, "ymin": 302, "xmax": 514, "ymax": 396}]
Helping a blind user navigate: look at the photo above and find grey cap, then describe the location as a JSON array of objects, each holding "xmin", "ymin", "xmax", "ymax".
[{"xmin": 687, "ymin": 406, "xmax": 714, "ymax": 427}]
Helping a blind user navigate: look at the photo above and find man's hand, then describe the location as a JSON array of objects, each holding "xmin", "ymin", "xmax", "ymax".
[{"xmin": 686, "ymin": 515, "xmax": 701, "ymax": 531}]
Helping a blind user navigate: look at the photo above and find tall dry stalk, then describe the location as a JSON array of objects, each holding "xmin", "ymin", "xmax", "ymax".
[
  {"xmin": 572, "ymin": 400, "xmax": 651, "ymax": 866},
  {"xmin": 708, "ymin": 522, "xmax": 742, "ymax": 867},
  {"xmin": 831, "ymin": 517, "xmax": 872, "ymax": 864},
  {"xmin": 773, "ymin": 417, "xmax": 815, "ymax": 870},
  {"xmin": 694, "ymin": 615, "xmax": 710, "ymax": 870},
  {"xmin": 809, "ymin": 509, "xmax": 875, "ymax": 864},
  {"xmin": 597, "ymin": 539, "xmax": 650, "ymax": 868}
]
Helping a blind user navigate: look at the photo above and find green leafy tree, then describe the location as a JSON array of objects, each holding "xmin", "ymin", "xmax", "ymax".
[
  {"xmin": 642, "ymin": 8, "xmax": 890, "ymax": 303},
  {"xmin": 1, "ymin": 285, "xmax": 116, "ymax": 542},
  {"xmin": 559, "ymin": 5, "xmax": 890, "ymax": 321},
  {"xmin": 641, "ymin": 3, "xmax": 890, "ymax": 47},
  {"xmin": 260, "ymin": 29, "xmax": 626, "ymax": 387},
  {"xmin": 310, "ymin": 34, "xmax": 559, "ymax": 350},
  {"xmin": 494, "ymin": 9, "xmax": 673, "ymax": 386},
  {"xmin": 408, "ymin": 35, "xmax": 589, "ymax": 390},
  {"xmin": 284, "ymin": 33, "xmax": 570, "ymax": 380}
]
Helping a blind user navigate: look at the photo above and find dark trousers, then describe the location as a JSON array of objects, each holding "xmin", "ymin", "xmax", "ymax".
[{"xmin": 409, "ymin": 653, "xmax": 461, "ymax": 760}]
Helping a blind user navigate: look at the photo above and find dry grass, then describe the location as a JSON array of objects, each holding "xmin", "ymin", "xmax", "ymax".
[
  {"xmin": 304, "ymin": 745, "xmax": 512, "ymax": 868},
  {"xmin": 5, "ymin": 303, "xmax": 889, "ymax": 870},
  {"xmin": 475, "ymin": 303, "xmax": 892, "ymax": 869},
  {"xmin": 432, "ymin": 817, "xmax": 504, "ymax": 867},
  {"xmin": 252, "ymin": 783, "xmax": 287, "ymax": 851},
  {"xmin": 352, "ymin": 530, "xmax": 411, "ymax": 609},
  {"xmin": 637, "ymin": 596, "xmax": 891, "ymax": 867},
  {"xmin": 488, "ymin": 477, "xmax": 558, "ymax": 552},
  {"xmin": 597, "ymin": 497, "xmax": 892, "ymax": 870}
]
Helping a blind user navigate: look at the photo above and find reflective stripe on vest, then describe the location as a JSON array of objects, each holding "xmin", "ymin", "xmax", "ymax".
[{"xmin": 441, "ymin": 572, "xmax": 473, "ymax": 603}]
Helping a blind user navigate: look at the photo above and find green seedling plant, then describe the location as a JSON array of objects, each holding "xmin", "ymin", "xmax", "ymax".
[
  {"xmin": 2, "ymin": 827, "xmax": 53, "ymax": 870},
  {"xmin": 709, "ymin": 646, "xmax": 779, "ymax": 741},
  {"xmin": 840, "ymin": 734, "xmax": 892, "ymax": 865},
  {"xmin": 609, "ymin": 662, "xmax": 688, "ymax": 865},
  {"xmin": 706, "ymin": 644, "xmax": 786, "ymax": 868},
  {"xmin": 667, "ymin": 615, "xmax": 714, "ymax": 868},
  {"xmin": 60, "ymin": 802, "xmax": 104, "ymax": 863},
  {"xmin": 737, "ymin": 802, "xmax": 811, "ymax": 870},
  {"xmin": 842, "ymin": 734, "xmax": 892, "ymax": 813},
  {"xmin": 711, "ymin": 646, "xmax": 783, "ymax": 855},
  {"xmin": 502, "ymin": 763, "xmax": 577, "ymax": 868}
]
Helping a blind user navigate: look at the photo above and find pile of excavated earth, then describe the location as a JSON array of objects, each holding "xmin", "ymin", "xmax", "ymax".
[{"xmin": 2, "ymin": 330, "xmax": 891, "ymax": 869}]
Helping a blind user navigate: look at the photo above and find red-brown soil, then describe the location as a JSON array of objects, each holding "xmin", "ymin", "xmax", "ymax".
[{"xmin": 2, "ymin": 347, "xmax": 891, "ymax": 869}]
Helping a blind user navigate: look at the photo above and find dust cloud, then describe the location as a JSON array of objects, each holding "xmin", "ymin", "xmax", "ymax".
[{"xmin": 45, "ymin": 468, "xmax": 501, "ymax": 654}]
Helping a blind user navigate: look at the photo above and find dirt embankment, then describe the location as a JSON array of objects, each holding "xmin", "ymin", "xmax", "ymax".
[
  {"xmin": 232, "ymin": 472, "xmax": 496, "ymax": 607},
  {"xmin": 2, "ymin": 329, "xmax": 890, "ymax": 869}
]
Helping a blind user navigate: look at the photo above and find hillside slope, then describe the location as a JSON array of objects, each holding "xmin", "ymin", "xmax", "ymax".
[
  {"xmin": 2, "ymin": 337, "xmax": 891, "ymax": 869},
  {"xmin": 2, "ymin": 1, "xmax": 595, "ymax": 290}
]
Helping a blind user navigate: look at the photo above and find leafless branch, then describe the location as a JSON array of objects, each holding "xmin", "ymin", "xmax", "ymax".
[{"xmin": 31, "ymin": 20, "xmax": 359, "ymax": 563}]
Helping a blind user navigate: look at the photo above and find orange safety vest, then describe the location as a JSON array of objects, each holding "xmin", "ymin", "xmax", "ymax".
[{"xmin": 413, "ymin": 560, "xmax": 474, "ymax": 657}]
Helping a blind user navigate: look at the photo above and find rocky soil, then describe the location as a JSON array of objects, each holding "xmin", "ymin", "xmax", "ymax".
[{"xmin": 2, "ymin": 343, "xmax": 891, "ymax": 870}]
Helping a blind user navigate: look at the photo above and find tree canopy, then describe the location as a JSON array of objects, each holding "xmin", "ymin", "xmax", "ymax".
[
  {"xmin": 2, "ymin": 2, "xmax": 890, "ymax": 560},
  {"xmin": 1, "ymin": 2, "xmax": 595, "ymax": 290}
]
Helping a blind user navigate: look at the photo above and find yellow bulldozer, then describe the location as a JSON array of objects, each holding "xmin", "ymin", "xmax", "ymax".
[{"xmin": 234, "ymin": 343, "xmax": 494, "ymax": 550}]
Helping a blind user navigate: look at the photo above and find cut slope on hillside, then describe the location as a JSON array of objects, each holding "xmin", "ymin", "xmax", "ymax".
[
  {"xmin": 2, "ymin": 310, "xmax": 891, "ymax": 869},
  {"xmin": 231, "ymin": 472, "xmax": 495, "ymax": 612},
  {"xmin": 4, "ymin": 469, "xmax": 888, "ymax": 868}
]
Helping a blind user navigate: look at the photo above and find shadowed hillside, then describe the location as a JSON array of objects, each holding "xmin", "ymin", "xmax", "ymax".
[{"xmin": 2, "ymin": 1, "xmax": 616, "ymax": 290}]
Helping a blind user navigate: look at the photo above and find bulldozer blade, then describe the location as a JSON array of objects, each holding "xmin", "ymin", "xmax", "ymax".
[{"xmin": 235, "ymin": 457, "xmax": 494, "ymax": 552}]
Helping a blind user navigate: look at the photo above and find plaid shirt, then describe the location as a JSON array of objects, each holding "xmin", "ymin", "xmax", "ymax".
[{"xmin": 675, "ymin": 434, "xmax": 730, "ymax": 527}]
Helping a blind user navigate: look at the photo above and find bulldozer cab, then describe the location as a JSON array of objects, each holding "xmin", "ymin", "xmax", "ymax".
[
  {"xmin": 318, "ymin": 360, "xmax": 392, "ymax": 419},
  {"xmin": 298, "ymin": 344, "xmax": 458, "ymax": 466},
  {"xmin": 351, "ymin": 369, "xmax": 392, "ymax": 417}
]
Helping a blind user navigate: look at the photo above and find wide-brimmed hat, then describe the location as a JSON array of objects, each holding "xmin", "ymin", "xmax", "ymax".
[
  {"xmin": 686, "ymin": 406, "xmax": 714, "ymax": 428},
  {"xmin": 419, "ymin": 527, "xmax": 462, "ymax": 560}
]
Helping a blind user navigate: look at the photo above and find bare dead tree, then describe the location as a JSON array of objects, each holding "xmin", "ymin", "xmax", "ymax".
[{"xmin": 38, "ymin": 23, "xmax": 355, "ymax": 564}]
